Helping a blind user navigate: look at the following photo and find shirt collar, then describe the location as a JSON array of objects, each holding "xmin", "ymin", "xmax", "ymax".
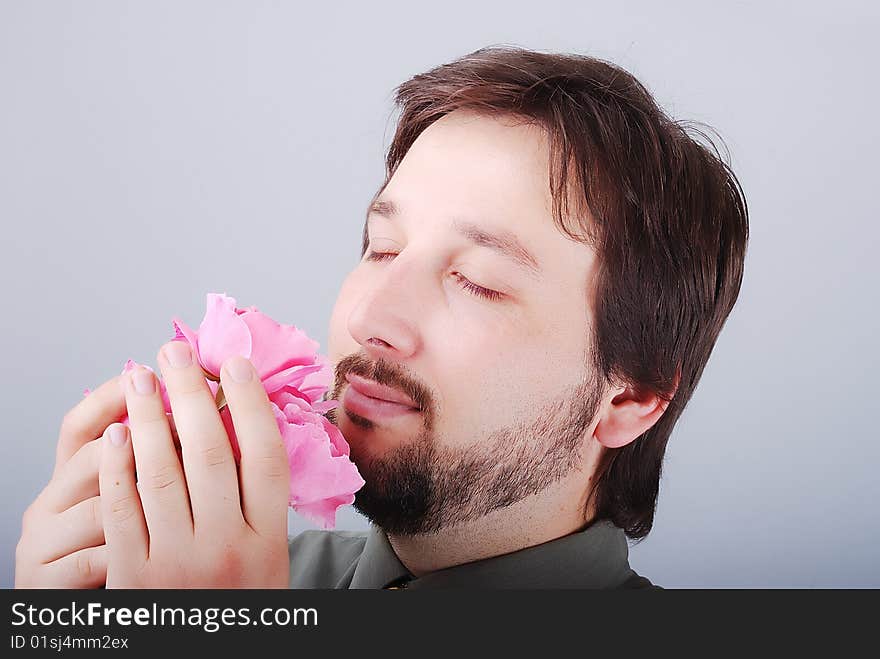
[
  {"xmin": 348, "ymin": 524, "xmax": 411, "ymax": 589},
  {"xmin": 348, "ymin": 519, "xmax": 636, "ymax": 589}
]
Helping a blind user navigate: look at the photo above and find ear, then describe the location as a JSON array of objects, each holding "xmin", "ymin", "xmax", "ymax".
[{"xmin": 593, "ymin": 383, "xmax": 673, "ymax": 449}]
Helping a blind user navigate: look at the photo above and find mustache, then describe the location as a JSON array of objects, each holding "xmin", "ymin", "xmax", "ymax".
[{"xmin": 333, "ymin": 352, "xmax": 429, "ymax": 413}]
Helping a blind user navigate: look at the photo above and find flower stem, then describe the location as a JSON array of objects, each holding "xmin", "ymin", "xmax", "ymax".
[
  {"xmin": 215, "ymin": 384, "xmax": 228, "ymax": 412},
  {"xmin": 201, "ymin": 367, "xmax": 227, "ymax": 411}
]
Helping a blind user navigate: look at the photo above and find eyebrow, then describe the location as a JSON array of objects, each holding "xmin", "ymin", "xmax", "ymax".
[{"xmin": 367, "ymin": 199, "xmax": 543, "ymax": 280}]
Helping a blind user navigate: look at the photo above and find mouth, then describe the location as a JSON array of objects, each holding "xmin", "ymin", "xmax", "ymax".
[{"xmin": 342, "ymin": 373, "xmax": 421, "ymax": 421}]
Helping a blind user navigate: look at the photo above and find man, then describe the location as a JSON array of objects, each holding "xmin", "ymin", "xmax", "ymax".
[{"xmin": 15, "ymin": 46, "xmax": 748, "ymax": 588}]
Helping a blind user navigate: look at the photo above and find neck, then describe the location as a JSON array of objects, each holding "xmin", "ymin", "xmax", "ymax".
[{"xmin": 386, "ymin": 468, "xmax": 596, "ymax": 577}]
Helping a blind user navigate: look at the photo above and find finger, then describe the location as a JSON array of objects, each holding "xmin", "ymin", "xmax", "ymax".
[
  {"xmin": 99, "ymin": 423, "xmax": 148, "ymax": 574},
  {"xmin": 39, "ymin": 495, "xmax": 104, "ymax": 564},
  {"xmin": 157, "ymin": 340, "xmax": 242, "ymax": 531},
  {"xmin": 221, "ymin": 355, "xmax": 289, "ymax": 538},
  {"xmin": 55, "ymin": 373, "xmax": 128, "ymax": 476},
  {"xmin": 37, "ymin": 545, "xmax": 108, "ymax": 589},
  {"xmin": 122, "ymin": 365, "xmax": 193, "ymax": 541},
  {"xmin": 38, "ymin": 438, "xmax": 101, "ymax": 513}
]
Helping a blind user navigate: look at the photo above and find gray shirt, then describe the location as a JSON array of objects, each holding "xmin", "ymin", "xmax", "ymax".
[{"xmin": 287, "ymin": 519, "xmax": 658, "ymax": 589}]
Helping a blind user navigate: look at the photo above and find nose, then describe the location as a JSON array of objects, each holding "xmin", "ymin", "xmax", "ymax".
[{"xmin": 346, "ymin": 253, "xmax": 425, "ymax": 363}]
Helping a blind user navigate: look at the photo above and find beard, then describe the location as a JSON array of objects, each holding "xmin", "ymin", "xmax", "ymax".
[{"xmin": 326, "ymin": 355, "xmax": 603, "ymax": 537}]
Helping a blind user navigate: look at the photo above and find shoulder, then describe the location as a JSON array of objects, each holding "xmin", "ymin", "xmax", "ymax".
[
  {"xmin": 288, "ymin": 530, "xmax": 369, "ymax": 589},
  {"xmin": 290, "ymin": 528, "xmax": 368, "ymax": 551},
  {"xmin": 618, "ymin": 569, "xmax": 663, "ymax": 590}
]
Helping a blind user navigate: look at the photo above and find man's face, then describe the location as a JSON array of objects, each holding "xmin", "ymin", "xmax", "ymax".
[{"xmin": 325, "ymin": 110, "xmax": 606, "ymax": 535}]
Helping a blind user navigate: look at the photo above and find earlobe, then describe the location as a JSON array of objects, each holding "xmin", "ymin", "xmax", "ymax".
[{"xmin": 593, "ymin": 385, "xmax": 671, "ymax": 449}]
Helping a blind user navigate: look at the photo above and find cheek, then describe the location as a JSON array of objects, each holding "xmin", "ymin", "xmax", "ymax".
[
  {"xmin": 437, "ymin": 315, "xmax": 585, "ymax": 431},
  {"xmin": 433, "ymin": 327, "xmax": 540, "ymax": 431}
]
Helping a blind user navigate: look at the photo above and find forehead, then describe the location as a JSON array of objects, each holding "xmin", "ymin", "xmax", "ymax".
[
  {"xmin": 388, "ymin": 111, "xmax": 553, "ymax": 221},
  {"xmin": 375, "ymin": 110, "xmax": 596, "ymax": 284}
]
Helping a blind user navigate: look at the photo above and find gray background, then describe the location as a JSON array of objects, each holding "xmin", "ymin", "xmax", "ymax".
[{"xmin": 1, "ymin": 0, "xmax": 877, "ymax": 588}]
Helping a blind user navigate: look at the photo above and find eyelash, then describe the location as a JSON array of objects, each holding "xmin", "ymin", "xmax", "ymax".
[{"xmin": 364, "ymin": 251, "xmax": 504, "ymax": 302}]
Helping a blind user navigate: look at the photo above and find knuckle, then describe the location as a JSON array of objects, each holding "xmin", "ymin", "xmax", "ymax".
[
  {"xmin": 75, "ymin": 552, "xmax": 94, "ymax": 581},
  {"xmin": 199, "ymin": 444, "xmax": 231, "ymax": 468},
  {"xmin": 109, "ymin": 495, "xmax": 140, "ymax": 525},
  {"xmin": 138, "ymin": 414, "xmax": 172, "ymax": 431},
  {"xmin": 88, "ymin": 496, "xmax": 102, "ymax": 528},
  {"xmin": 75, "ymin": 437, "xmax": 102, "ymax": 464},
  {"xmin": 173, "ymin": 380, "xmax": 213, "ymax": 401},
  {"xmin": 253, "ymin": 453, "xmax": 289, "ymax": 480},
  {"xmin": 59, "ymin": 410, "xmax": 80, "ymax": 440},
  {"xmin": 21, "ymin": 500, "xmax": 45, "ymax": 531},
  {"xmin": 144, "ymin": 464, "xmax": 180, "ymax": 492},
  {"xmin": 15, "ymin": 535, "xmax": 30, "ymax": 562},
  {"xmin": 21, "ymin": 503, "xmax": 35, "ymax": 529}
]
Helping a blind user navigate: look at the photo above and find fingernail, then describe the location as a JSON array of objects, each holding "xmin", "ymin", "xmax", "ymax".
[
  {"xmin": 163, "ymin": 341, "xmax": 192, "ymax": 368},
  {"xmin": 131, "ymin": 368, "xmax": 155, "ymax": 395},
  {"xmin": 108, "ymin": 424, "xmax": 127, "ymax": 447},
  {"xmin": 224, "ymin": 356, "xmax": 253, "ymax": 383}
]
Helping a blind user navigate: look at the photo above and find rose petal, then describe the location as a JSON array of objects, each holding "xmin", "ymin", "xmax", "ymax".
[
  {"xmin": 239, "ymin": 311, "xmax": 320, "ymax": 381},
  {"xmin": 295, "ymin": 494, "xmax": 357, "ymax": 530},
  {"xmin": 298, "ymin": 353, "xmax": 335, "ymax": 402},
  {"xmin": 311, "ymin": 399, "xmax": 339, "ymax": 414},
  {"xmin": 261, "ymin": 362, "xmax": 327, "ymax": 395},
  {"xmin": 270, "ymin": 402, "xmax": 364, "ymax": 529},
  {"xmin": 195, "ymin": 293, "xmax": 253, "ymax": 376}
]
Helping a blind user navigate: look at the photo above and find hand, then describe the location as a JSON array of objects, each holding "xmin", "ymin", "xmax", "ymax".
[
  {"xmin": 99, "ymin": 341, "xmax": 290, "ymax": 588},
  {"xmin": 15, "ymin": 374, "xmax": 129, "ymax": 588}
]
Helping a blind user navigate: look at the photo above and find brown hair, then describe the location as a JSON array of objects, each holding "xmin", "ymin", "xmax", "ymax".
[{"xmin": 364, "ymin": 45, "xmax": 749, "ymax": 540}]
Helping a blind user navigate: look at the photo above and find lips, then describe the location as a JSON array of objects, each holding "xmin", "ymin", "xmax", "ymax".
[{"xmin": 344, "ymin": 373, "xmax": 420, "ymax": 409}]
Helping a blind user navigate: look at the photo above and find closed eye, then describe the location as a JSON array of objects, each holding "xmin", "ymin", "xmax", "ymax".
[{"xmin": 364, "ymin": 251, "xmax": 505, "ymax": 302}]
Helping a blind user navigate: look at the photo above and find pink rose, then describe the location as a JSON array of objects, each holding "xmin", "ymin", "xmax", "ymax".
[{"xmin": 84, "ymin": 292, "xmax": 364, "ymax": 530}]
